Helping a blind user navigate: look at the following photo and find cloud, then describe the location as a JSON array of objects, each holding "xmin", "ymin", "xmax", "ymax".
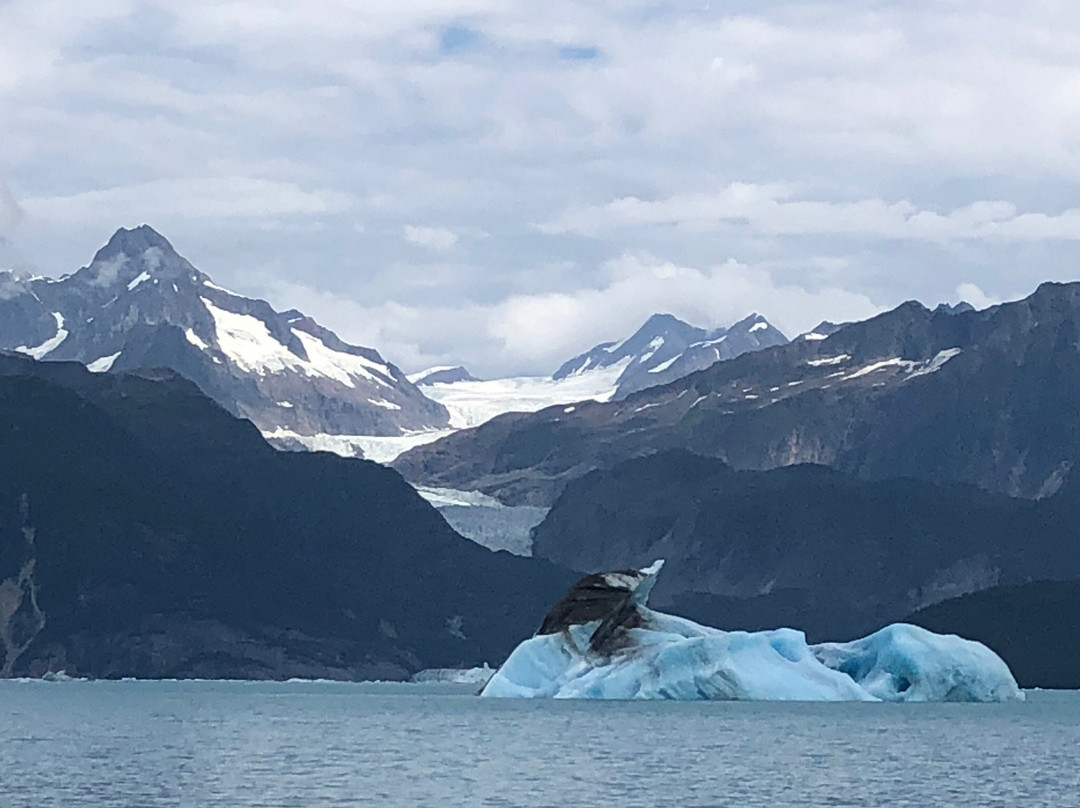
[
  {"xmin": 403, "ymin": 225, "xmax": 459, "ymax": 251},
  {"xmin": 955, "ymin": 283, "xmax": 1001, "ymax": 311},
  {"xmin": 4, "ymin": 1, "xmax": 1080, "ymax": 374},
  {"xmin": 263, "ymin": 252, "xmax": 883, "ymax": 376},
  {"xmin": 538, "ymin": 185, "xmax": 1080, "ymax": 243},
  {"xmin": 21, "ymin": 177, "xmax": 353, "ymax": 225},
  {"xmin": 0, "ymin": 178, "xmax": 24, "ymax": 239}
]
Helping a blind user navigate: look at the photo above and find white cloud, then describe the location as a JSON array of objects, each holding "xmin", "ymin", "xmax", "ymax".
[
  {"xmin": 263, "ymin": 252, "xmax": 883, "ymax": 376},
  {"xmin": 538, "ymin": 185, "xmax": 1080, "ymax": 243},
  {"xmin": 956, "ymin": 283, "xmax": 1001, "ymax": 311},
  {"xmin": 0, "ymin": 179, "xmax": 24, "ymax": 238},
  {"xmin": 4, "ymin": 1, "xmax": 1080, "ymax": 373},
  {"xmin": 403, "ymin": 225, "xmax": 459, "ymax": 251},
  {"xmin": 22, "ymin": 178, "xmax": 353, "ymax": 225}
]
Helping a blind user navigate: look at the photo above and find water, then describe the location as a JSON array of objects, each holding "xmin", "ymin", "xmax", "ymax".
[{"xmin": 2, "ymin": 681, "xmax": 1078, "ymax": 807}]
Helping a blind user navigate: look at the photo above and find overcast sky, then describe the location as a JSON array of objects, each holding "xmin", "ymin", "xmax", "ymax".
[{"xmin": 2, "ymin": 1, "xmax": 1080, "ymax": 376}]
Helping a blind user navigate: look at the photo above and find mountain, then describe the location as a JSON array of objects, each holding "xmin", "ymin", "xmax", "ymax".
[
  {"xmin": 409, "ymin": 366, "xmax": 480, "ymax": 385},
  {"xmin": 394, "ymin": 282, "xmax": 1080, "ymax": 506},
  {"xmin": 554, "ymin": 312, "xmax": 788, "ymax": 399},
  {"xmin": 0, "ymin": 351, "xmax": 573, "ymax": 679},
  {"xmin": 795, "ymin": 321, "xmax": 845, "ymax": 341},
  {"xmin": 528, "ymin": 450, "xmax": 1080, "ymax": 642},
  {"xmin": 0, "ymin": 225, "xmax": 449, "ymax": 439}
]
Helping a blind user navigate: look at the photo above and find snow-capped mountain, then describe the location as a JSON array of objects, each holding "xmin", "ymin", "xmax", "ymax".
[
  {"xmin": 394, "ymin": 282, "xmax": 1080, "ymax": 506},
  {"xmin": 405, "ymin": 313, "xmax": 788, "ymax": 435},
  {"xmin": 0, "ymin": 225, "xmax": 449, "ymax": 438},
  {"xmin": 555, "ymin": 312, "xmax": 789, "ymax": 399}
]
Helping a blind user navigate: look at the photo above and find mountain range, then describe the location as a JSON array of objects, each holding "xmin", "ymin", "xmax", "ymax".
[
  {"xmin": 0, "ymin": 351, "xmax": 572, "ymax": 679},
  {"xmin": 6, "ymin": 224, "xmax": 1080, "ymax": 687},
  {"xmin": 529, "ymin": 449, "xmax": 1080, "ymax": 642},
  {"xmin": 553, "ymin": 311, "xmax": 788, "ymax": 399},
  {"xmin": 397, "ymin": 310, "xmax": 789, "ymax": 436},
  {"xmin": 394, "ymin": 281, "xmax": 1080, "ymax": 506},
  {"xmin": 0, "ymin": 226, "xmax": 449, "ymax": 440},
  {"xmin": 1, "ymin": 225, "xmax": 790, "ymax": 461}
]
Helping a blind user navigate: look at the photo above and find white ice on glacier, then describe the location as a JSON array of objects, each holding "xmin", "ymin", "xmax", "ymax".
[{"xmin": 480, "ymin": 560, "xmax": 1023, "ymax": 702}]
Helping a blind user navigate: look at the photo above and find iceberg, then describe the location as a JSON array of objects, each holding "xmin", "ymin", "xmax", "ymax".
[{"xmin": 480, "ymin": 560, "xmax": 1023, "ymax": 702}]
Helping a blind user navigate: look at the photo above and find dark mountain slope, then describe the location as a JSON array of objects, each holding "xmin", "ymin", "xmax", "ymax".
[
  {"xmin": 529, "ymin": 450, "xmax": 1080, "ymax": 640},
  {"xmin": 396, "ymin": 282, "xmax": 1080, "ymax": 505},
  {"xmin": 0, "ymin": 352, "xmax": 573, "ymax": 679}
]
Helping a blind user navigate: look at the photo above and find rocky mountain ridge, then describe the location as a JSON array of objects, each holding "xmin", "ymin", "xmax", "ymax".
[
  {"xmin": 394, "ymin": 282, "xmax": 1080, "ymax": 505},
  {"xmin": 555, "ymin": 311, "xmax": 788, "ymax": 399},
  {"xmin": 530, "ymin": 449, "xmax": 1080, "ymax": 641},
  {"xmin": 0, "ymin": 351, "xmax": 572, "ymax": 679},
  {"xmin": 0, "ymin": 226, "xmax": 449, "ymax": 438}
]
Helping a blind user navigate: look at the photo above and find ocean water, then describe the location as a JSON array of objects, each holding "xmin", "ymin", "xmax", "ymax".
[{"xmin": 2, "ymin": 681, "xmax": 1077, "ymax": 807}]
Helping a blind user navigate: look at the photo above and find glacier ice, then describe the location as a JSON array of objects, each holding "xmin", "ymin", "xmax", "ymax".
[{"xmin": 480, "ymin": 560, "xmax": 1023, "ymax": 702}]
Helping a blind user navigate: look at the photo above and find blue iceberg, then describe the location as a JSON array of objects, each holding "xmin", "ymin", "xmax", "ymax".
[{"xmin": 480, "ymin": 560, "xmax": 1023, "ymax": 702}]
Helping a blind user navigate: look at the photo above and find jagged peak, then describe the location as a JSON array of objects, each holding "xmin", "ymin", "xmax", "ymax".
[
  {"xmin": 94, "ymin": 225, "xmax": 178, "ymax": 263},
  {"xmin": 75, "ymin": 225, "xmax": 201, "ymax": 290},
  {"xmin": 641, "ymin": 312, "xmax": 689, "ymax": 329},
  {"xmin": 934, "ymin": 301, "xmax": 975, "ymax": 316}
]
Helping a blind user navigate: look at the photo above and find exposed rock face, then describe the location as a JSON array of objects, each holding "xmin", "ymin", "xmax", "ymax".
[
  {"xmin": 0, "ymin": 226, "xmax": 449, "ymax": 438},
  {"xmin": 410, "ymin": 366, "xmax": 480, "ymax": 385},
  {"xmin": 0, "ymin": 495, "xmax": 46, "ymax": 676},
  {"xmin": 529, "ymin": 450, "xmax": 1080, "ymax": 641},
  {"xmin": 0, "ymin": 352, "xmax": 574, "ymax": 679},
  {"xmin": 554, "ymin": 312, "xmax": 788, "ymax": 399},
  {"xmin": 396, "ymin": 282, "xmax": 1080, "ymax": 506}
]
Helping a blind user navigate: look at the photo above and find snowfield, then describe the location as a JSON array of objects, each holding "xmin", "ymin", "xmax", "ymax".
[
  {"xmin": 419, "ymin": 360, "xmax": 630, "ymax": 429},
  {"xmin": 262, "ymin": 427, "xmax": 455, "ymax": 463}
]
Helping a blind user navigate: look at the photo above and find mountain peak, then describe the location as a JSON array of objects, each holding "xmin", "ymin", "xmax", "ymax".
[
  {"xmin": 409, "ymin": 366, "xmax": 480, "ymax": 385},
  {"xmin": 78, "ymin": 225, "xmax": 198, "ymax": 290},
  {"xmin": 96, "ymin": 225, "xmax": 178, "ymax": 262},
  {"xmin": 642, "ymin": 312, "xmax": 687, "ymax": 329}
]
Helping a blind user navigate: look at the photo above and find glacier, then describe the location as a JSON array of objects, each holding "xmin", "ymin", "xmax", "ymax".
[{"xmin": 480, "ymin": 560, "xmax": 1023, "ymax": 702}]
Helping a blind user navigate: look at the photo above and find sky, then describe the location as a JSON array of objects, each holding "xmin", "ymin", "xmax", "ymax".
[{"xmin": 2, "ymin": 1, "xmax": 1080, "ymax": 376}]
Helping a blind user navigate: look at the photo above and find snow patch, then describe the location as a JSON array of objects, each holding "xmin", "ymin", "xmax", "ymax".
[
  {"xmin": 638, "ymin": 336, "xmax": 665, "ymax": 364},
  {"xmin": 648, "ymin": 355, "xmax": 680, "ymax": 374},
  {"xmin": 87, "ymin": 352, "xmax": 121, "ymax": 372},
  {"xmin": 16, "ymin": 313, "xmax": 68, "ymax": 359},
  {"xmin": 749, "ymin": 321, "xmax": 769, "ymax": 332},
  {"xmin": 200, "ymin": 297, "xmax": 394, "ymax": 389},
  {"xmin": 201, "ymin": 298, "xmax": 303, "ymax": 375},
  {"xmin": 908, "ymin": 348, "xmax": 963, "ymax": 379},
  {"xmin": 184, "ymin": 328, "xmax": 209, "ymax": 351},
  {"xmin": 126, "ymin": 271, "xmax": 151, "ymax": 291},
  {"xmin": 806, "ymin": 354, "xmax": 850, "ymax": 367},
  {"xmin": 202, "ymin": 279, "xmax": 239, "ymax": 295},
  {"xmin": 844, "ymin": 357, "xmax": 914, "ymax": 380},
  {"xmin": 291, "ymin": 328, "xmax": 394, "ymax": 389}
]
